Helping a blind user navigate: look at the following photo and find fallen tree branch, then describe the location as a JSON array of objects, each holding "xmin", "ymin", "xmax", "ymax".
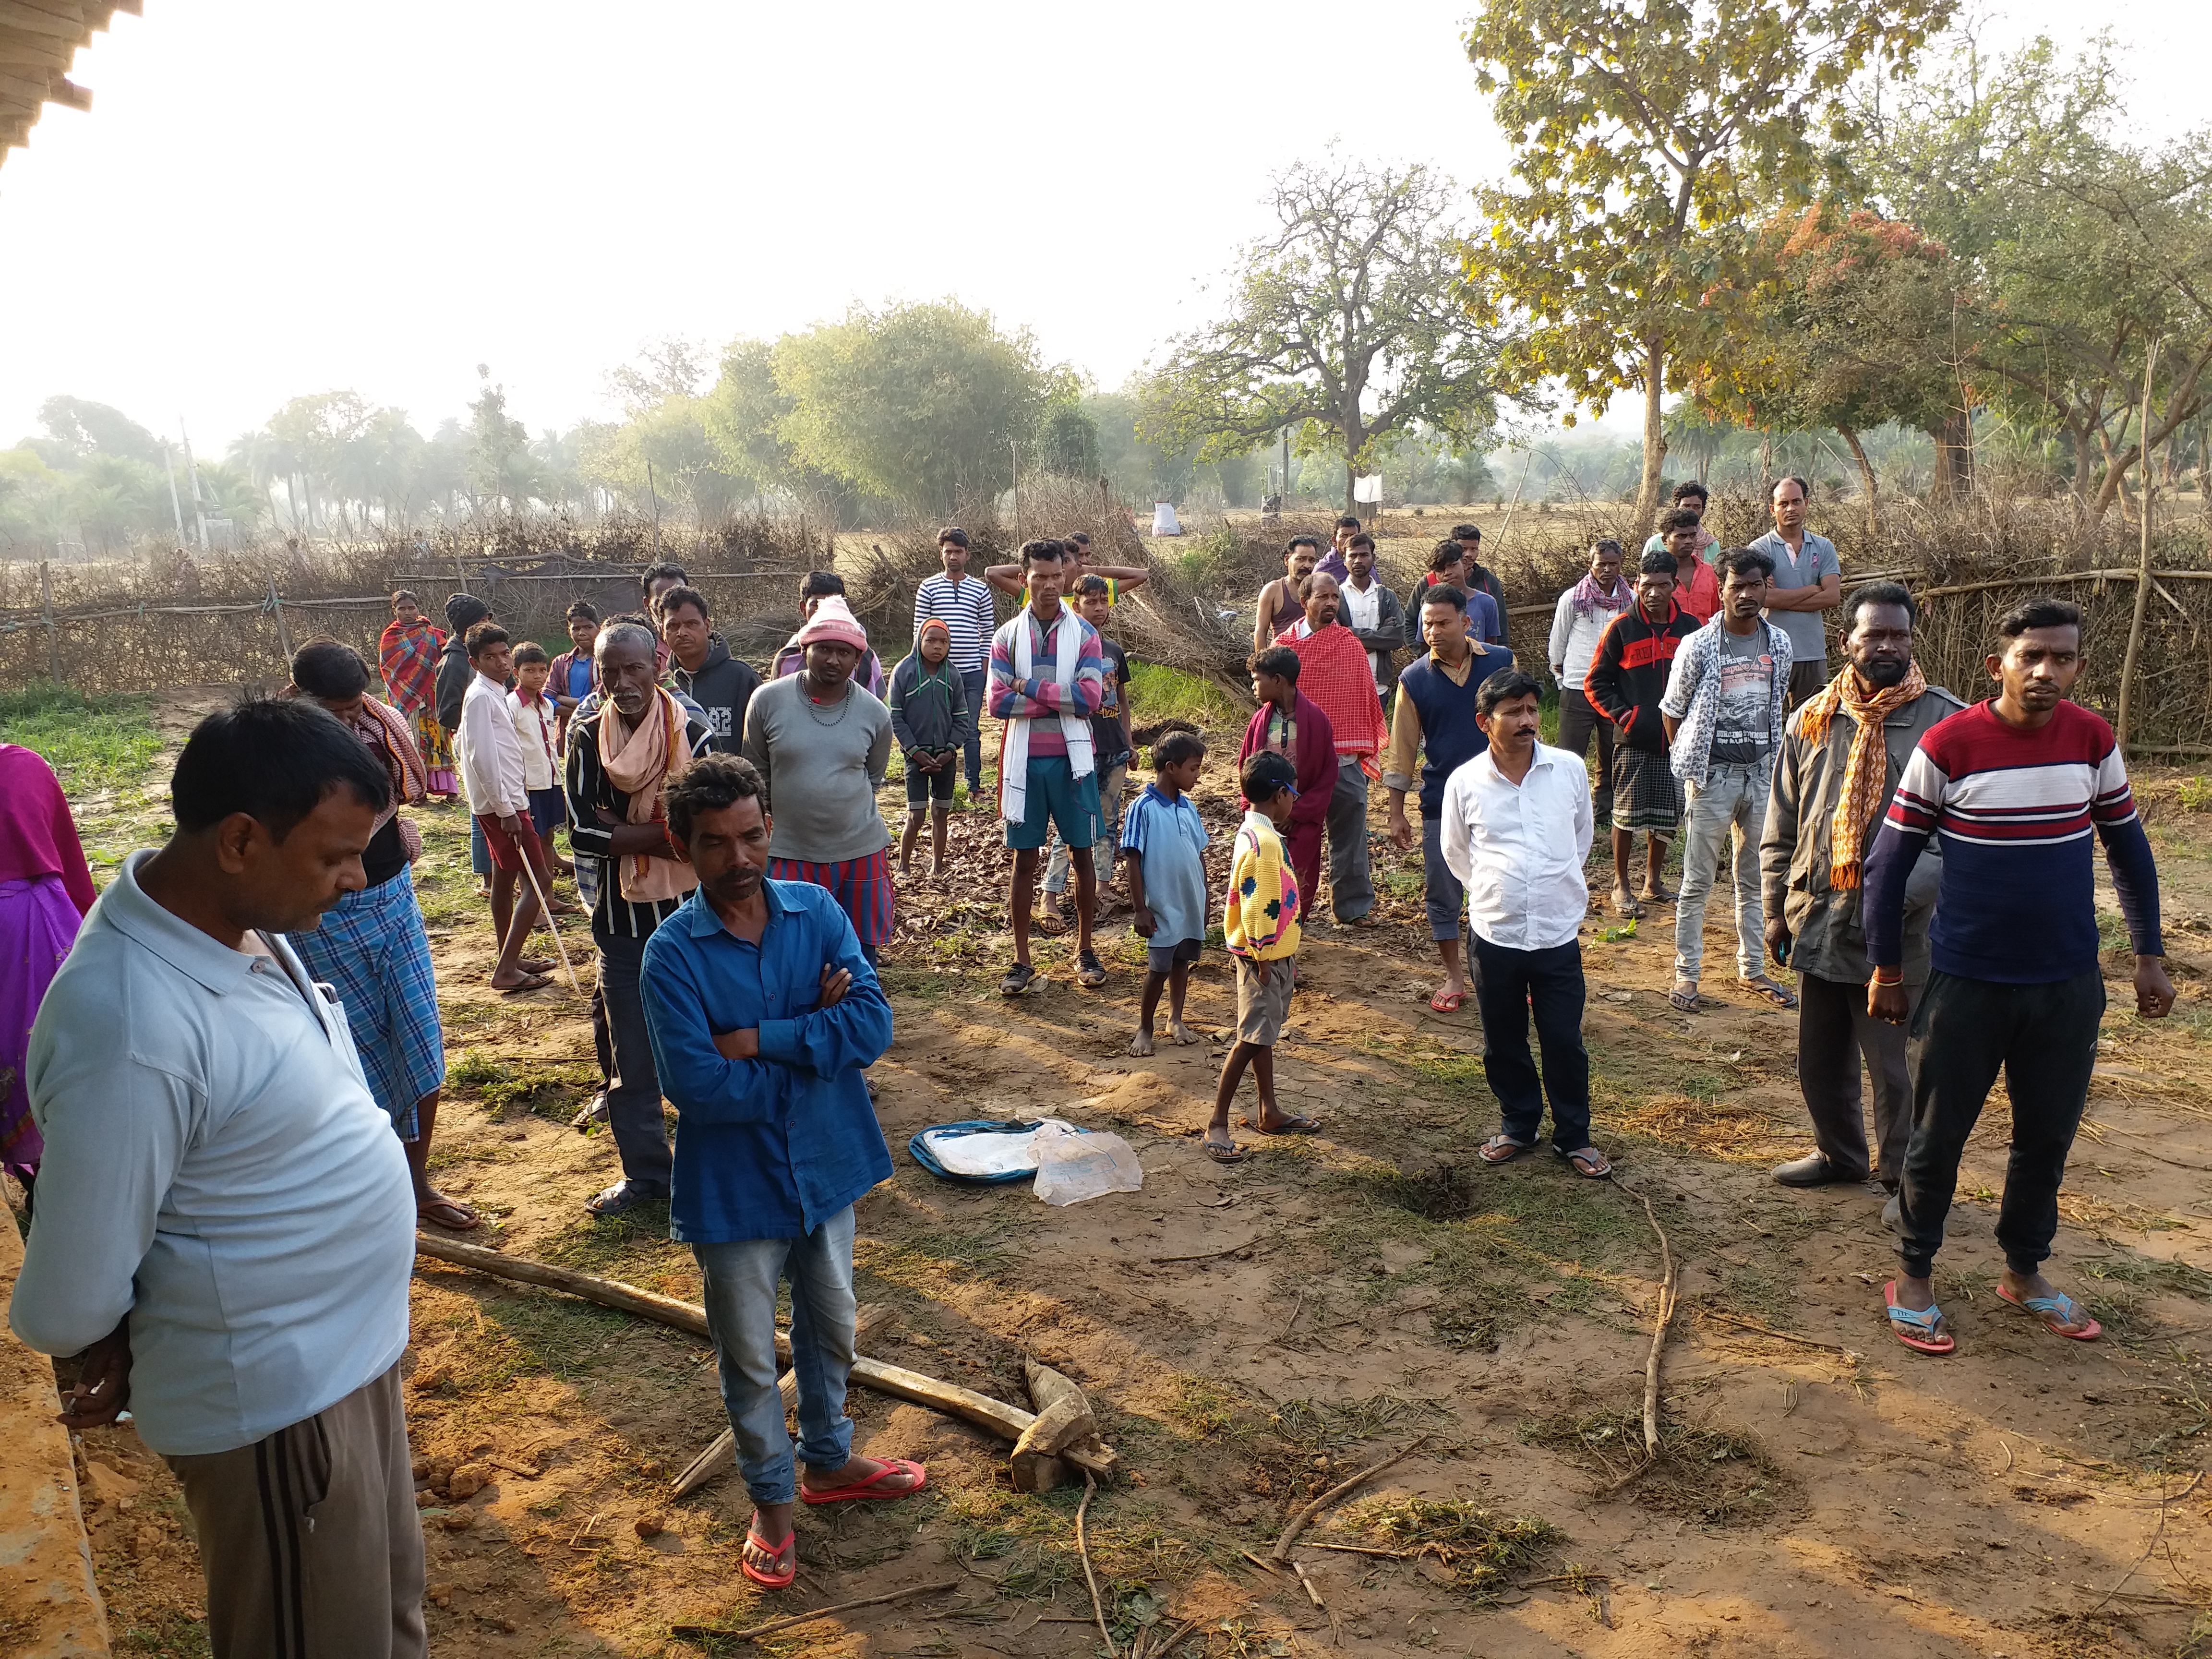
[
  {"xmin": 1148, "ymin": 1237, "xmax": 1261, "ymax": 1264},
  {"xmin": 415, "ymin": 1235, "xmax": 1104, "ymax": 1462},
  {"xmin": 1270, "ymin": 1436, "xmax": 1432, "ymax": 1561},
  {"xmin": 669, "ymin": 1580, "xmax": 959, "ymax": 1643},
  {"xmin": 1699, "ymin": 1309, "xmax": 1863, "ymax": 1359},
  {"xmin": 1622, "ymin": 1185, "xmax": 1678, "ymax": 1457},
  {"xmin": 1077, "ymin": 1473, "xmax": 1118, "ymax": 1658}
]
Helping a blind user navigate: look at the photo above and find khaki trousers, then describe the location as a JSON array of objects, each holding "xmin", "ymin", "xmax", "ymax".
[{"xmin": 165, "ymin": 1361, "xmax": 426, "ymax": 1659}]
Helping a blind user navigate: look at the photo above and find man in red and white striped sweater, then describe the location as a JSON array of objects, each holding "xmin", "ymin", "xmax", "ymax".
[{"xmin": 1862, "ymin": 597, "xmax": 2173, "ymax": 1356}]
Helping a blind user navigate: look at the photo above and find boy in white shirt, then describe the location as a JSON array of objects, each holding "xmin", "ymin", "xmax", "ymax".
[
  {"xmin": 507, "ymin": 642, "xmax": 574, "ymax": 876},
  {"xmin": 456, "ymin": 623, "xmax": 554, "ymax": 993}
]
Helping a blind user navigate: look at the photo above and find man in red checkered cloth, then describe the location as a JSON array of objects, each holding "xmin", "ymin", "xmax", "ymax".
[{"xmin": 1274, "ymin": 572, "xmax": 1387, "ymax": 926}]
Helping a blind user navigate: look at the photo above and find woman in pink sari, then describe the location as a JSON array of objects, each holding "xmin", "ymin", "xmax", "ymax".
[{"xmin": 0, "ymin": 743, "xmax": 96, "ymax": 1203}]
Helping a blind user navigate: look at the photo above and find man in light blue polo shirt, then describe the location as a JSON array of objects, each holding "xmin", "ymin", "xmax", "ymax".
[
  {"xmin": 1748, "ymin": 474, "xmax": 1842, "ymax": 709},
  {"xmin": 11, "ymin": 697, "xmax": 424, "ymax": 1659}
]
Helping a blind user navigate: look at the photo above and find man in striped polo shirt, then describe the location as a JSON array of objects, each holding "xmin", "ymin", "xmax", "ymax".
[
  {"xmin": 913, "ymin": 526, "xmax": 998, "ymax": 799},
  {"xmin": 1863, "ymin": 597, "xmax": 2173, "ymax": 1355}
]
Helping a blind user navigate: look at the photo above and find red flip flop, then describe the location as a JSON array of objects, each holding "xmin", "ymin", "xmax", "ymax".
[
  {"xmin": 742, "ymin": 1521, "xmax": 795, "ymax": 1589},
  {"xmin": 1884, "ymin": 1282, "xmax": 1956, "ymax": 1356},
  {"xmin": 800, "ymin": 1458, "xmax": 927, "ymax": 1506},
  {"xmin": 1996, "ymin": 1283, "xmax": 2102, "ymax": 1341}
]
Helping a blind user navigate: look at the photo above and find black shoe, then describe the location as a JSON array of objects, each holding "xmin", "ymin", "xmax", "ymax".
[
  {"xmin": 586, "ymin": 1179, "xmax": 666, "ymax": 1218},
  {"xmin": 1771, "ymin": 1153, "xmax": 1862, "ymax": 1187}
]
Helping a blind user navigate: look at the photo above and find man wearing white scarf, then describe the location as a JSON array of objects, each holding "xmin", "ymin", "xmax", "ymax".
[{"xmin": 988, "ymin": 539, "xmax": 1106, "ymax": 998}]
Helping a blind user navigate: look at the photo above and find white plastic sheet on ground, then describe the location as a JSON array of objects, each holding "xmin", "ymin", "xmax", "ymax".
[
  {"xmin": 916, "ymin": 1118, "xmax": 1080, "ymax": 1179},
  {"xmin": 1031, "ymin": 1121, "xmax": 1145, "ymax": 1205}
]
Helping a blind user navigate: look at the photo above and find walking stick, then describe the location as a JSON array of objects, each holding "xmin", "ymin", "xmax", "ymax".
[{"xmin": 515, "ymin": 831, "xmax": 584, "ymax": 995}]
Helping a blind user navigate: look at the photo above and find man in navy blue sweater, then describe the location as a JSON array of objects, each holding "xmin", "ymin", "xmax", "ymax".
[
  {"xmin": 640, "ymin": 753, "xmax": 920, "ymax": 1591},
  {"xmin": 1863, "ymin": 598, "xmax": 2172, "ymax": 1356},
  {"xmin": 1382, "ymin": 585, "xmax": 1516, "ymax": 1013}
]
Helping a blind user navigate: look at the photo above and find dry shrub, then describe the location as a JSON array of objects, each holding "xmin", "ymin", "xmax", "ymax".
[{"xmin": 0, "ymin": 515, "xmax": 829, "ymax": 694}]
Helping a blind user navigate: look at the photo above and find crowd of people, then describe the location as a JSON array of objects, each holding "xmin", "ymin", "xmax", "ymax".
[{"xmin": 0, "ymin": 475, "xmax": 2176, "ymax": 1643}]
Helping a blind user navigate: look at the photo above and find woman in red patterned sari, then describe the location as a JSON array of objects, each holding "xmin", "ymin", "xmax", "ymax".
[{"xmin": 378, "ymin": 588, "xmax": 457, "ymax": 796}]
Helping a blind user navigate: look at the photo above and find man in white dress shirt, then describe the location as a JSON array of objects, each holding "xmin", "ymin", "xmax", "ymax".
[{"xmin": 1441, "ymin": 669, "xmax": 1612, "ymax": 1179}]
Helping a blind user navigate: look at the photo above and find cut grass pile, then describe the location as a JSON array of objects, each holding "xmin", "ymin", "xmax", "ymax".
[
  {"xmin": 1523, "ymin": 1408, "xmax": 1796, "ymax": 1526},
  {"xmin": 1349, "ymin": 1496, "xmax": 1562, "ymax": 1602}
]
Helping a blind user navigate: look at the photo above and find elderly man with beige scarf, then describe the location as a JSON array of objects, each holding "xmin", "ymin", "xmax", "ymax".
[{"xmin": 565, "ymin": 621, "xmax": 718, "ymax": 1217}]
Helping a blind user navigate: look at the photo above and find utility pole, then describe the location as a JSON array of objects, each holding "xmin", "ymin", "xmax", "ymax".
[
  {"xmin": 162, "ymin": 441, "xmax": 189, "ymax": 547},
  {"xmin": 646, "ymin": 461, "xmax": 663, "ymax": 553},
  {"xmin": 180, "ymin": 417, "xmax": 209, "ymax": 551}
]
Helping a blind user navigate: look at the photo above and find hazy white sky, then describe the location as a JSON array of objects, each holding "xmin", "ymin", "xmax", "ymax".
[{"xmin": 0, "ymin": 0, "xmax": 2201, "ymax": 456}]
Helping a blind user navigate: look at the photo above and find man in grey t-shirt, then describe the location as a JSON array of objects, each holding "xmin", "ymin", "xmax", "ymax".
[
  {"xmin": 741, "ymin": 596, "xmax": 895, "ymax": 967},
  {"xmin": 1748, "ymin": 476, "xmax": 1841, "ymax": 708}
]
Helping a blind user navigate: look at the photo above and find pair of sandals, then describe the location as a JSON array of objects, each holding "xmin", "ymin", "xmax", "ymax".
[
  {"xmin": 1203, "ymin": 1112, "xmax": 1323, "ymax": 1164},
  {"xmin": 1001, "ymin": 952, "xmax": 1108, "ymax": 997},
  {"xmin": 743, "ymin": 1459, "xmax": 929, "ymax": 1589},
  {"xmin": 1884, "ymin": 1280, "xmax": 2102, "ymax": 1356},
  {"xmin": 1612, "ymin": 884, "xmax": 1671, "ymax": 920},
  {"xmin": 1668, "ymin": 978, "xmax": 1799, "ymax": 1013},
  {"xmin": 1479, "ymin": 1135, "xmax": 1612, "ymax": 1179}
]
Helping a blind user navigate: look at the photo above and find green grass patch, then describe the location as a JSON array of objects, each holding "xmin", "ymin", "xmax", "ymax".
[
  {"xmin": 1129, "ymin": 662, "xmax": 1247, "ymax": 734},
  {"xmin": 0, "ymin": 684, "xmax": 164, "ymax": 795}
]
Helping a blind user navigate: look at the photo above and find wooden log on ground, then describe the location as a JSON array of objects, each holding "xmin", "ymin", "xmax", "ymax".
[
  {"xmin": 670, "ymin": 1307, "xmax": 889, "ymax": 1498},
  {"xmin": 1019, "ymin": 1357, "xmax": 1120, "ymax": 1487},
  {"xmin": 415, "ymin": 1236, "xmax": 1069, "ymax": 1456},
  {"xmin": 1009, "ymin": 1394, "xmax": 1095, "ymax": 1495}
]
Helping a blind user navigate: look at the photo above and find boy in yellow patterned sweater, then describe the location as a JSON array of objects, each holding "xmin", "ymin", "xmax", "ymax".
[{"xmin": 1208, "ymin": 750, "xmax": 1306, "ymax": 1163}]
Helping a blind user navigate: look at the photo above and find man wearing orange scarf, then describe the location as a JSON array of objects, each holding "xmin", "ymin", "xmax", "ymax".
[
  {"xmin": 1274, "ymin": 572, "xmax": 1387, "ymax": 926},
  {"xmin": 1759, "ymin": 583, "xmax": 1962, "ymax": 1196},
  {"xmin": 565, "ymin": 622, "xmax": 715, "ymax": 1217}
]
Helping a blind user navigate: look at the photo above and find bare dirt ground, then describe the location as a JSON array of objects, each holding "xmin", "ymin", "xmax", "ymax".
[{"xmin": 48, "ymin": 687, "xmax": 2212, "ymax": 1659}]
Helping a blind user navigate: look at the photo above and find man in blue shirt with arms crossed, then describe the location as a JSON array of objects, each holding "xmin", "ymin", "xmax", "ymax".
[{"xmin": 639, "ymin": 753, "xmax": 917, "ymax": 1592}]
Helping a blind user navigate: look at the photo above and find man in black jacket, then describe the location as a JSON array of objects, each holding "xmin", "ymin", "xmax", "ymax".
[
  {"xmin": 435, "ymin": 593, "xmax": 491, "ymax": 734},
  {"xmin": 1582, "ymin": 549, "xmax": 1697, "ymax": 918},
  {"xmin": 659, "ymin": 585, "xmax": 760, "ymax": 755}
]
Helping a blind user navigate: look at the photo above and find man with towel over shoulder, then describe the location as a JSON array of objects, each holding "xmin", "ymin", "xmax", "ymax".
[{"xmin": 990, "ymin": 539, "xmax": 1107, "ymax": 998}]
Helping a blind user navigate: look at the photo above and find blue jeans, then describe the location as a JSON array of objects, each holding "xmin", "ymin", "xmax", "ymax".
[
  {"xmin": 693, "ymin": 1208, "xmax": 860, "ymax": 1505},
  {"xmin": 960, "ymin": 669, "xmax": 987, "ymax": 793},
  {"xmin": 469, "ymin": 815, "xmax": 491, "ymax": 879}
]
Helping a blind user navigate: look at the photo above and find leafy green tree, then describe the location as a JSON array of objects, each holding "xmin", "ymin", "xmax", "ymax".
[
  {"xmin": 467, "ymin": 376, "xmax": 536, "ymax": 514},
  {"xmin": 771, "ymin": 300, "xmax": 1053, "ymax": 516},
  {"xmin": 1143, "ymin": 160, "xmax": 1509, "ymax": 514},
  {"xmin": 1036, "ymin": 401, "xmax": 1101, "ymax": 480},
  {"xmin": 29, "ymin": 396, "xmax": 164, "ymax": 468},
  {"xmin": 1463, "ymin": 0, "xmax": 1956, "ymax": 529},
  {"xmin": 1686, "ymin": 208, "xmax": 1962, "ymax": 522},
  {"xmin": 1863, "ymin": 35, "xmax": 2212, "ymax": 515}
]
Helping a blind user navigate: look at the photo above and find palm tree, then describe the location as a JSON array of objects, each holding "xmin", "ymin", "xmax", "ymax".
[{"xmin": 228, "ymin": 428, "xmax": 303, "ymax": 532}]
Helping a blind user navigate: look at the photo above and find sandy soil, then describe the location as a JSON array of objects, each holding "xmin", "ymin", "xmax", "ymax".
[{"xmin": 48, "ymin": 690, "xmax": 2212, "ymax": 1659}]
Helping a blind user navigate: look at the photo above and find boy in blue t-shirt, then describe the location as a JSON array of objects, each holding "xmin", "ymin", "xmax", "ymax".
[{"xmin": 1122, "ymin": 732, "xmax": 1211, "ymax": 1056}]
